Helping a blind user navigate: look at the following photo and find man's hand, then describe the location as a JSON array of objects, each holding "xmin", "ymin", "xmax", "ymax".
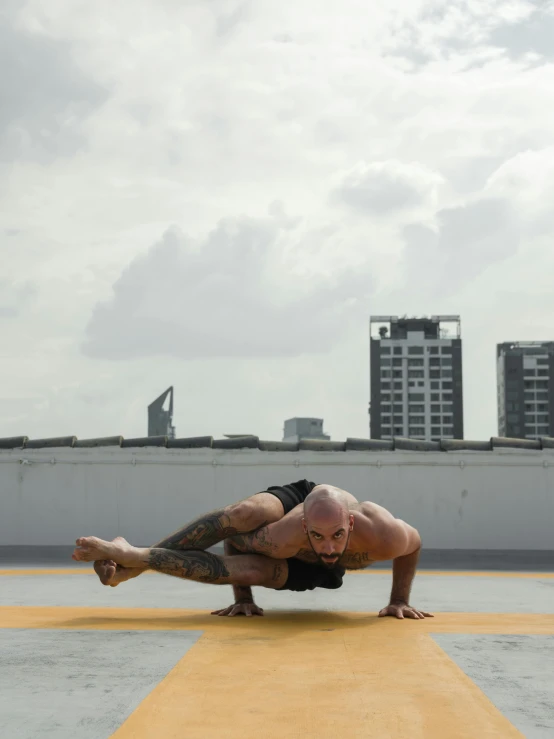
[
  {"xmin": 211, "ymin": 601, "xmax": 265, "ymax": 617},
  {"xmin": 378, "ymin": 601, "xmax": 433, "ymax": 619}
]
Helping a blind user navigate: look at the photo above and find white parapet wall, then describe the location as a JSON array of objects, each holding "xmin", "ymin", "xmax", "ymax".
[{"xmin": 0, "ymin": 446, "xmax": 553, "ymax": 549}]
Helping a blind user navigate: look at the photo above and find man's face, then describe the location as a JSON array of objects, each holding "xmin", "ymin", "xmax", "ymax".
[{"xmin": 303, "ymin": 513, "xmax": 354, "ymax": 568}]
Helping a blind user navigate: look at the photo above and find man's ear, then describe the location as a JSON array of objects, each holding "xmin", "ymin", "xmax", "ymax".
[
  {"xmin": 302, "ymin": 517, "xmax": 308, "ymax": 533},
  {"xmin": 349, "ymin": 514, "xmax": 354, "ymax": 531}
]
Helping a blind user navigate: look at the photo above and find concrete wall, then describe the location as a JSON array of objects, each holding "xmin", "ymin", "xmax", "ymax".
[{"xmin": 0, "ymin": 446, "xmax": 553, "ymax": 549}]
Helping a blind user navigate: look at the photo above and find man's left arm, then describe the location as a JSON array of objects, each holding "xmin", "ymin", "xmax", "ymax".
[{"xmin": 373, "ymin": 518, "xmax": 434, "ymax": 620}]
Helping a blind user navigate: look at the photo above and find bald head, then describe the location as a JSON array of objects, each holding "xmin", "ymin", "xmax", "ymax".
[
  {"xmin": 304, "ymin": 488, "xmax": 349, "ymax": 524},
  {"xmin": 302, "ymin": 488, "xmax": 353, "ymax": 567}
]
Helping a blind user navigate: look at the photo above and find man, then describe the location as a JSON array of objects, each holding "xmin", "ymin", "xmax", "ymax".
[{"xmin": 73, "ymin": 480, "xmax": 432, "ymax": 620}]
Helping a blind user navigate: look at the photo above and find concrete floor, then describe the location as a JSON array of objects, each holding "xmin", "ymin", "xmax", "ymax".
[{"xmin": 1, "ymin": 563, "xmax": 553, "ymax": 738}]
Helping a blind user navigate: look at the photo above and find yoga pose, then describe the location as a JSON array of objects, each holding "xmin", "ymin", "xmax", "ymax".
[{"xmin": 72, "ymin": 480, "xmax": 432, "ymax": 620}]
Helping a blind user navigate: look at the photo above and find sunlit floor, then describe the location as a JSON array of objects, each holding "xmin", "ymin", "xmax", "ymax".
[{"xmin": 1, "ymin": 562, "xmax": 554, "ymax": 738}]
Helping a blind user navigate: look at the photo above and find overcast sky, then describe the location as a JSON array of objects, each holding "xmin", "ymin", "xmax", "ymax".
[{"xmin": 2, "ymin": 0, "xmax": 554, "ymax": 442}]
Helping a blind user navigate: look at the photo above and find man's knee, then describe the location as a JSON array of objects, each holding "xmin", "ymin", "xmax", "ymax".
[{"xmin": 226, "ymin": 496, "xmax": 282, "ymax": 532}]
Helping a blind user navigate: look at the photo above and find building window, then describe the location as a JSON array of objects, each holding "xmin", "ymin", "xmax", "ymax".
[
  {"xmin": 537, "ymin": 357, "xmax": 549, "ymax": 365},
  {"xmin": 409, "ymin": 427, "xmax": 425, "ymax": 437},
  {"xmin": 393, "ymin": 393, "xmax": 403, "ymax": 401},
  {"xmin": 408, "ymin": 370, "xmax": 424, "ymax": 378},
  {"xmin": 441, "ymin": 346, "xmax": 453, "ymax": 354},
  {"xmin": 408, "ymin": 358, "xmax": 424, "ymax": 367},
  {"xmin": 431, "ymin": 404, "xmax": 441, "ymax": 412},
  {"xmin": 394, "ymin": 427, "xmax": 403, "ymax": 434},
  {"xmin": 417, "ymin": 380, "xmax": 425, "ymax": 386},
  {"xmin": 431, "ymin": 381, "xmax": 440, "ymax": 390},
  {"xmin": 381, "ymin": 346, "xmax": 391, "ymax": 354},
  {"xmin": 393, "ymin": 381, "xmax": 403, "ymax": 390},
  {"xmin": 430, "ymin": 357, "xmax": 440, "ymax": 366},
  {"xmin": 381, "ymin": 382, "xmax": 391, "ymax": 390},
  {"xmin": 442, "ymin": 382, "xmax": 453, "ymax": 390},
  {"xmin": 392, "ymin": 370, "xmax": 403, "ymax": 379},
  {"xmin": 381, "ymin": 369, "xmax": 391, "ymax": 378},
  {"xmin": 381, "ymin": 404, "xmax": 391, "ymax": 413},
  {"xmin": 538, "ymin": 369, "xmax": 549, "ymax": 377},
  {"xmin": 381, "ymin": 357, "xmax": 391, "ymax": 366},
  {"xmin": 409, "ymin": 416, "xmax": 425, "ymax": 425},
  {"xmin": 409, "ymin": 393, "xmax": 425, "ymax": 401},
  {"xmin": 408, "ymin": 381, "xmax": 415, "ymax": 387},
  {"xmin": 537, "ymin": 390, "xmax": 549, "ymax": 399},
  {"xmin": 538, "ymin": 414, "xmax": 550, "ymax": 423},
  {"xmin": 431, "ymin": 426, "xmax": 441, "ymax": 436},
  {"xmin": 441, "ymin": 356, "xmax": 452, "ymax": 365},
  {"xmin": 409, "ymin": 404, "xmax": 425, "ymax": 413},
  {"xmin": 507, "ymin": 413, "xmax": 519, "ymax": 422},
  {"xmin": 393, "ymin": 358, "xmax": 403, "ymax": 367},
  {"xmin": 442, "ymin": 404, "xmax": 453, "ymax": 413},
  {"xmin": 408, "ymin": 346, "xmax": 424, "ymax": 355},
  {"xmin": 431, "ymin": 415, "xmax": 441, "ymax": 424},
  {"xmin": 393, "ymin": 347, "xmax": 402, "ymax": 355},
  {"xmin": 429, "ymin": 347, "xmax": 439, "ymax": 355},
  {"xmin": 393, "ymin": 404, "xmax": 403, "ymax": 413},
  {"xmin": 536, "ymin": 380, "xmax": 549, "ymax": 389},
  {"xmin": 429, "ymin": 369, "xmax": 440, "ymax": 379},
  {"xmin": 431, "ymin": 393, "xmax": 440, "ymax": 401},
  {"xmin": 441, "ymin": 369, "xmax": 453, "ymax": 378},
  {"xmin": 381, "ymin": 393, "xmax": 391, "ymax": 402},
  {"xmin": 442, "ymin": 415, "xmax": 453, "ymax": 424}
]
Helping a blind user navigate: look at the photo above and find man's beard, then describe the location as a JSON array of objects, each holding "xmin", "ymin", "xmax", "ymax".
[{"xmin": 309, "ymin": 531, "xmax": 351, "ymax": 568}]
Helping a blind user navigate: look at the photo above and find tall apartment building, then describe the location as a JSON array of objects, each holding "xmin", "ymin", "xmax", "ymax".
[
  {"xmin": 497, "ymin": 342, "xmax": 554, "ymax": 439},
  {"xmin": 369, "ymin": 315, "xmax": 464, "ymax": 441},
  {"xmin": 283, "ymin": 417, "xmax": 330, "ymax": 443}
]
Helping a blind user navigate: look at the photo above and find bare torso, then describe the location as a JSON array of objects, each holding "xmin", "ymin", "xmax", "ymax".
[{"xmin": 230, "ymin": 484, "xmax": 414, "ymax": 569}]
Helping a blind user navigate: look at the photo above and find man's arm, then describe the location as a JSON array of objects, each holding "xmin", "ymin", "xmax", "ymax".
[
  {"xmin": 210, "ymin": 539, "xmax": 265, "ymax": 617},
  {"xmin": 360, "ymin": 508, "xmax": 433, "ymax": 620}
]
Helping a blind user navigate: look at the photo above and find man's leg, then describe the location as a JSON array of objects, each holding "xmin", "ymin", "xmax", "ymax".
[
  {"xmin": 73, "ymin": 535, "xmax": 288, "ymax": 589},
  {"xmin": 91, "ymin": 492, "xmax": 285, "ymax": 585}
]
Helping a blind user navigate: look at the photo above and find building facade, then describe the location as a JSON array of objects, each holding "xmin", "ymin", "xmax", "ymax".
[
  {"xmin": 283, "ymin": 417, "xmax": 330, "ymax": 443},
  {"xmin": 369, "ymin": 315, "xmax": 464, "ymax": 441},
  {"xmin": 497, "ymin": 342, "xmax": 554, "ymax": 439}
]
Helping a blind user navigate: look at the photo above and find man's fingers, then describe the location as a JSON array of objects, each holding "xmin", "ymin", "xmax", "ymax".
[{"xmin": 395, "ymin": 609, "xmax": 404, "ymax": 619}]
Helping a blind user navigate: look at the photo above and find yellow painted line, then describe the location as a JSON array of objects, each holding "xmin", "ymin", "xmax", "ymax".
[
  {"xmin": 2, "ymin": 607, "xmax": 550, "ymax": 737},
  {"xmin": 0, "ymin": 568, "xmax": 95, "ymax": 576},
  {"xmin": 350, "ymin": 569, "xmax": 554, "ymax": 578},
  {"xmin": 0, "ymin": 607, "xmax": 553, "ymax": 634},
  {"xmin": 108, "ymin": 616, "xmax": 527, "ymax": 738}
]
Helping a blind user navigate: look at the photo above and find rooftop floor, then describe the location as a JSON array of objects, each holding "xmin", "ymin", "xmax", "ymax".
[{"xmin": 2, "ymin": 560, "xmax": 553, "ymax": 738}]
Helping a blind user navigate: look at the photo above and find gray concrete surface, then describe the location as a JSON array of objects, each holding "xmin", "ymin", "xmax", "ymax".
[
  {"xmin": 2, "ymin": 570, "xmax": 553, "ymax": 614},
  {"xmin": 433, "ymin": 635, "xmax": 554, "ymax": 738},
  {"xmin": 0, "ymin": 629, "xmax": 201, "ymax": 739}
]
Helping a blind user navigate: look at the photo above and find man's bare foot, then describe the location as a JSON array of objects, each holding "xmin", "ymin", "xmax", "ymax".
[
  {"xmin": 72, "ymin": 535, "xmax": 143, "ymax": 567},
  {"xmin": 93, "ymin": 548, "xmax": 146, "ymax": 587}
]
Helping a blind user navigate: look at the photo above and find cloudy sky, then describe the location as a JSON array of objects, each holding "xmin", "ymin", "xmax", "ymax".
[{"xmin": 2, "ymin": 0, "xmax": 554, "ymax": 443}]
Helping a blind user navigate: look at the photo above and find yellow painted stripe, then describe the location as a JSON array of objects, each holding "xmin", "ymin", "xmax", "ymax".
[
  {"xmin": 350, "ymin": 569, "xmax": 554, "ymax": 578},
  {"xmin": 0, "ymin": 568, "xmax": 95, "ymax": 576},
  {"xmin": 0, "ymin": 607, "xmax": 553, "ymax": 634},
  {"xmin": 1, "ymin": 568, "xmax": 553, "ymax": 578},
  {"xmin": 109, "ymin": 620, "xmax": 525, "ymax": 738}
]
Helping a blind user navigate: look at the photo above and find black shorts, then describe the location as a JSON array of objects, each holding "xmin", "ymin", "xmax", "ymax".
[
  {"xmin": 260, "ymin": 479, "xmax": 346, "ymax": 592},
  {"xmin": 261, "ymin": 479, "xmax": 318, "ymax": 515},
  {"xmin": 279, "ymin": 558, "xmax": 346, "ymax": 592}
]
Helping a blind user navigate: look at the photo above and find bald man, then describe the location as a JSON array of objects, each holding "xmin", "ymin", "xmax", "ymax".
[{"xmin": 72, "ymin": 480, "xmax": 432, "ymax": 620}]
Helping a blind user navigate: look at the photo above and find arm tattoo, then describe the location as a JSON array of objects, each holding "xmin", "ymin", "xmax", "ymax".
[
  {"xmin": 295, "ymin": 548, "xmax": 319, "ymax": 563},
  {"xmin": 147, "ymin": 549, "xmax": 230, "ymax": 583},
  {"xmin": 340, "ymin": 551, "xmax": 375, "ymax": 570},
  {"xmin": 230, "ymin": 526, "xmax": 279, "ymax": 556},
  {"xmin": 154, "ymin": 511, "xmax": 239, "ymax": 551}
]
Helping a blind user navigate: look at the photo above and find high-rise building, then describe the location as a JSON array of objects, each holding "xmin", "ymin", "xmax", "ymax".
[
  {"xmin": 283, "ymin": 417, "xmax": 330, "ymax": 443},
  {"xmin": 369, "ymin": 315, "xmax": 464, "ymax": 441},
  {"xmin": 497, "ymin": 342, "xmax": 554, "ymax": 439}
]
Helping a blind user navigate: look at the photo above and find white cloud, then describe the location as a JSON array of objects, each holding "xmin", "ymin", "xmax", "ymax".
[{"xmin": 1, "ymin": 0, "xmax": 554, "ymax": 442}]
